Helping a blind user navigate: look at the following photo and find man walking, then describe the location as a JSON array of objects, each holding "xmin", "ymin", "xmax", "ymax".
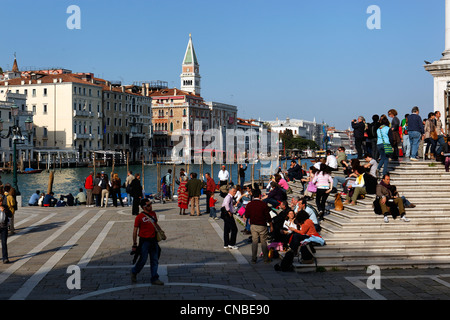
[
  {"xmin": 221, "ymin": 187, "xmax": 238, "ymax": 250},
  {"xmin": 186, "ymin": 172, "xmax": 203, "ymax": 216},
  {"xmin": 243, "ymin": 188, "xmax": 273, "ymax": 264},
  {"xmin": 407, "ymin": 106, "xmax": 424, "ymax": 161},
  {"xmin": 130, "ymin": 198, "xmax": 164, "ymax": 285}
]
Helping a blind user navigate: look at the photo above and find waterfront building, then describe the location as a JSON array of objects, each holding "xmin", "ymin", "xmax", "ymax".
[
  {"xmin": 267, "ymin": 117, "xmax": 328, "ymax": 147},
  {"xmin": 0, "ymin": 91, "xmax": 34, "ymax": 167},
  {"xmin": 326, "ymin": 127, "xmax": 355, "ymax": 153},
  {"xmin": 0, "ymin": 58, "xmax": 154, "ymax": 165},
  {"xmin": 96, "ymin": 79, "xmax": 153, "ymax": 163},
  {"xmin": 150, "ymin": 87, "xmax": 210, "ymax": 159},
  {"xmin": 0, "ymin": 69, "xmax": 103, "ymax": 163}
]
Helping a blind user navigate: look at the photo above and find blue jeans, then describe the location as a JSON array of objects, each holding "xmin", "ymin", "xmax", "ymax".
[
  {"xmin": 409, "ymin": 131, "xmax": 422, "ymax": 159},
  {"xmin": 377, "ymin": 144, "xmax": 389, "ymax": 177},
  {"xmin": 436, "ymin": 135, "xmax": 446, "ymax": 155},
  {"xmin": 403, "ymin": 134, "xmax": 410, "ymax": 158},
  {"xmin": 209, "ymin": 207, "xmax": 217, "ymax": 218},
  {"xmin": 131, "ymin": 238, "xmax": 160, "ymax": 282}
]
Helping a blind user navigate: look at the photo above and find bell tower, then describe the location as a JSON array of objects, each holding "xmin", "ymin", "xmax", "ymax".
[{"xmin": 180, "ymin": 34, "xmax": 201, "ymax": 95}]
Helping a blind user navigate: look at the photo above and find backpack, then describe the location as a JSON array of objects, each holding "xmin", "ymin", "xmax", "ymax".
[{"xmin": 274, "ymin": 250, "xmax": 294, "ymax": 272}]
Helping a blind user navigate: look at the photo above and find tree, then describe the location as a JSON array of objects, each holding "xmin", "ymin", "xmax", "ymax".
[
  {"xmin": 0, "ymin": 66, "xmax": 3, "ymax": 74},
  {"xmin": 280, "ymin": 129, "xmax": 318, "ymax": 150}
]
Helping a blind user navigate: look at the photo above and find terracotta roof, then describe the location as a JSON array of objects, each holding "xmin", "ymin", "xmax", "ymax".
[
  {"xmin": 0, "ymin": 73, "xmax": 102, "ymax": 87},
  {"xmin": 149, "ymin": 88, "xmax": 202, "ymax": 99}
]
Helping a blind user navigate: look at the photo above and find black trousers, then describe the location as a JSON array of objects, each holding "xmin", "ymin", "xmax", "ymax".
[
  {"xmin": 132, "ymin": 196, "xmax": 141, "ymax": 215},
  {"xmin": 289, "ymin": 233, "xmax": 314, "ymax": 261},
  {"xmin": 355, "ymin": 137, "xmax": 364, "ymax": 159},
  {"xmin": 222, "ymin": 213, "xmax": 237, "ymax": 246}
]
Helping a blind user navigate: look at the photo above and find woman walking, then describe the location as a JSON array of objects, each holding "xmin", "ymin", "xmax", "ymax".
[{"xmin": 311, "ymin": 163, "xmax": 333, "ymax": 220}]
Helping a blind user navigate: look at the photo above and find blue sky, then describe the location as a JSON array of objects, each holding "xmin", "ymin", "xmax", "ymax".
[{"xmin": 0, "ymin": 0, "xmax": 445, "ymax": 129}]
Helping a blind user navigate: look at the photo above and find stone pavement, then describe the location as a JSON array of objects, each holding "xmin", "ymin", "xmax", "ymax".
[{"xmin": 1, "ymin": 197, "xmax": 450, "ymax": 303}]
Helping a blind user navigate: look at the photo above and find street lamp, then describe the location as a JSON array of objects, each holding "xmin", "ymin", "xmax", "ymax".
[{"xmin": 0, "ymin": 105, "xmax": 33, "ymax": 195}]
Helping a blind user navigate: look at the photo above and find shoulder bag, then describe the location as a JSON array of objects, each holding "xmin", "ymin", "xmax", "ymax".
[
  {"xmin": 145, "ymin": 213, "xmax": 167, "ymax": 242},
  {"xmin": 379, "ymin": 126, "xmax": 393, "ymax": 155}
]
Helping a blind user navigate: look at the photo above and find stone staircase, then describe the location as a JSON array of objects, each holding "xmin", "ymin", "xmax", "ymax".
[{"xmin": 287, "ymin": 160, "xmax": 450, "ymax": 271}]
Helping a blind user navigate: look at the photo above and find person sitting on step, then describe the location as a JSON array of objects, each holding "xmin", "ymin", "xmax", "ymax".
[{"xmin": 376, "ymin": 173, "xmax": 410, "ymax": 223}]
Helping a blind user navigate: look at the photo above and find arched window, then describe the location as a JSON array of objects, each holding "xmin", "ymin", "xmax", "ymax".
[{"xmin": 170, "ymin": 122, "xmax": 173, "ymax": 132}]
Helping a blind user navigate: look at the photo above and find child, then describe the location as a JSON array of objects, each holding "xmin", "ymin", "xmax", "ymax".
[{"xmin": 209, "ymin": 195, "xmax": 218, "ymax": 219}]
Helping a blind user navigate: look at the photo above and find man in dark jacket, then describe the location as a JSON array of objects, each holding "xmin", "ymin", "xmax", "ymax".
[
  {"xmin": 407, "ymin": 106, "xmax": 424, "ymax": 161},
  {"xmin": 351, "ymin": 116, "xmax": 366, "ymax": 159},
  {"xmin": 186, "ymin": 172, "xmax": 203, "ymax": 216},
  {"xmin": 244, "ymin": 188, "xmax": 273, "ymax": 264},
  {"xmin": 286, "ymin": 161, "xmax": 302, "ymax": 181},
  {"xmin": 130, "ymin": 173, "xmax": 143, "ymax": 215}
]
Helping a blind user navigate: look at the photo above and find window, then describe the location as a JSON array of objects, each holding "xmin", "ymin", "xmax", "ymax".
[
  {"xmin": 43, "ymin": 88, "xmax": 47, "ymax": 96},
  {"xmin": 43, "ymin": 104, "xmax": 48, "ymax": 114},
  {"xmin": 32, "ymin": 89, "xmax": 36, "ymax": 97}
]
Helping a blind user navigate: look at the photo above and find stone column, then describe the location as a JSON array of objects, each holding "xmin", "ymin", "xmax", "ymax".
[{"xmin": 444, "ymin": 0, "xmax": 450, "ymax": 58}]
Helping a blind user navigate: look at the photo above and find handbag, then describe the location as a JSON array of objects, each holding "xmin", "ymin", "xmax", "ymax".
[
  {"xmin": 146, "ymin": 213, "xmax": 167, "ymax": 242},
  {"xmin": 431, "ymin": 130, "xmax": 438, "ymax": 141},
  {"xmin": 92, "ymin": 185, "xmax": 102, "ymax": 195},
  {"xmin": 379, "ymin": 126, "xmax": 393, "ymax": 155}
]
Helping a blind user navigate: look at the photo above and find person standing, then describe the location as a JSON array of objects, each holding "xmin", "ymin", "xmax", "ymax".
[
  {"xmin": 177, "ymin": 176, "xmax": 189, "ymax": 215},
  {"xmin": 401, "ymin": 114, "xmax": 410, "ymax": 159},
  {"xmin": 164, "ymin": 169, "xmax": 173, "ymax": 200},
  {"xmin": 186, "ymin": 172, "xmax": 202, "ymax": 216},
  {"xmin": 130, "ymin": 173, "xmax": 143, "ymax": 216},
  {"xmin": 407, "ymin": 106, "xmax": 424, "ymax": 161},
  {"xmin": 351, "ymin": 116, "xmax": 366, "ymax": 159},
  {"xmin": 388, "ymin": 109, "xmax": 401, "ymax": 161},
  {"xmin": 243, "ymin": 188, "xmax": 273, "ymax": 264},
  {"xmin": 238, "ymin": 164, "xmax": 247, "ymax": 188},
  {"xmin": 367, "ymin": 114, "xmax": 380, "ymax": 160},
  {"xmin": 221, "ymin": 187, "xmax": 238, "ymax": 249},
  {"xmin": 218, "ymin": 165, "xmax": 229, "ymax": 187},
  {"xmin": 0, "ymin": 201, "xmax": 12, "ymax": 264},
  {"xmin": 111, "ymin": 173, "xmax": 124, "ymax": 207},
  {"xmin": 99, "ymin": 172, "xmax": 110, "ymax": 208},
  {"xmin": 376, "ymin": 117, "xmax": 391, "ymax": 177},
  {"xmin": 84, "ymin": 172, "xmax": 94, "ymax": 207},
  {"xmin": 204, "ymin": 173, "xmax": 216, "ymax": 215},
  {"xmin": 424, "ymin": 112, "xmax": 437, "ymax": 160},
  {"xmin": 125, "ymin": 171, "xmax": 135, "ymax": 206},
  {"xmin": 3, "ymin": 186, "xmax": 15, "ymax": 235},
  {"xmin": 130, "ymin": 198, "xmax": 164, "ymax": 285},
  {"xmin": 435, "ymin": 111, "xmax": 446, "ymax": 158}
]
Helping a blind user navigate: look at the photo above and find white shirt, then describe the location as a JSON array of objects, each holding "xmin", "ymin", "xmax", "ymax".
[
  {"xmin": 326, "ymin": 155, "xmax": 338, "ymax": 169},
  {"xmin": 218, "ymin": 170, "xmax": 229, "ymax": 181}
]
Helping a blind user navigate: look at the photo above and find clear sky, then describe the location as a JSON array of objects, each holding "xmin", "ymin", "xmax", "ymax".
[{"xmin": 0, "ymin": 0, "xmax": 446, "ymax": 129}]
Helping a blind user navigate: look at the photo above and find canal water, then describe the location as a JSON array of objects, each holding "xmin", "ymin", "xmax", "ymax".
[{"xmin": 3, "ymin": 159, "xmax": 317, "ymax": 206}]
